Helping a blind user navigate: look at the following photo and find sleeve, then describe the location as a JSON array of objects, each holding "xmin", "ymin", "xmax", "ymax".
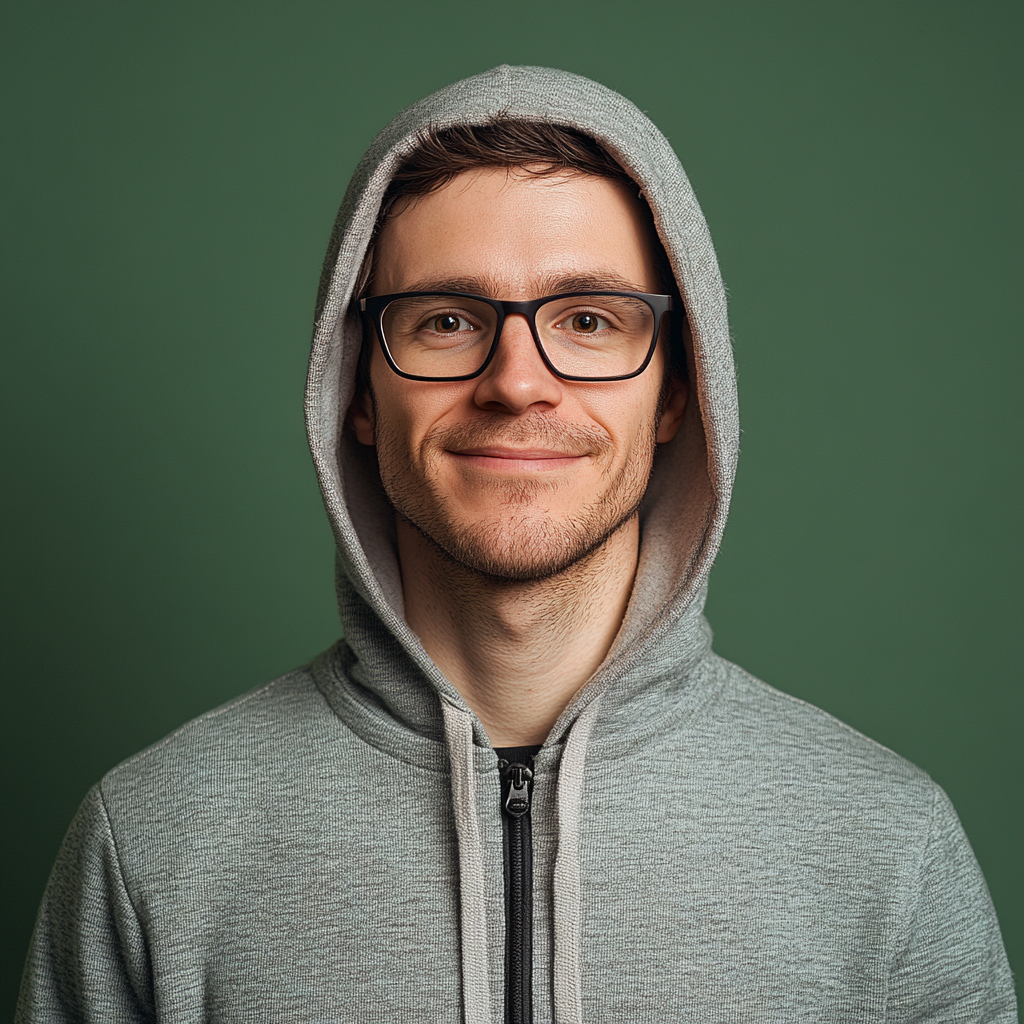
[
  {"xmin": 887, "ymin": 784, "xmax": 1017, "ymax": 1023},
  {"xmin": 16, "ymin": 784, "xmax": 155, "ymax": 1024}
]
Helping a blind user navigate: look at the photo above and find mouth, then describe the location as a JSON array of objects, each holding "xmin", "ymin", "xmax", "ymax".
[{"xmin": 448, "ymin": 446, "xmax": 589, "ymax": 472}]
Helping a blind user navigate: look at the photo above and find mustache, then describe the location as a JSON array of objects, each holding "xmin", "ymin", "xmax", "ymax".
[{"xmin": 422, "ymin": 414, "xmax": 613, "ymax": 458}]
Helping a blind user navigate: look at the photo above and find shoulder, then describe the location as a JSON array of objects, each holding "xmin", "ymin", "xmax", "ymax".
[
  {"xmin": 677, "ymin": 660, "xmax": 1017, "ymax": 1011},
  {"xmin": 95, "ymin": 658, "xmax": 342, "ymax": 827},
  {"xmin": 711, "ymin": 655, "xmax": 932, "ymax": 787},
  {"xmin": 670, "ymin": 655, "xmax": 948, "ymax": 846}
]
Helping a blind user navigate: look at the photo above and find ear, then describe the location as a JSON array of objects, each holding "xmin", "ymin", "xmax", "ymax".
[
  {"xmin": 348, "ymin": 389, "xmax": 376, "ymax": 446},
  {"xmin": 656, "ymin": 375, "xmax": 688, "ymax": 444}
]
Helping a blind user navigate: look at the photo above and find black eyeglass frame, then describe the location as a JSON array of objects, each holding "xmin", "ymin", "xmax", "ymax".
[{"xmin": 359, "ymin": 290, "xmax": 673, "ymax": 383}]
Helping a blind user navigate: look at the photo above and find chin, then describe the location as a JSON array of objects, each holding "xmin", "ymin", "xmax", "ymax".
[{"xmin": 409, "ymin": 504, "xmax": 639, "ymax": 583}]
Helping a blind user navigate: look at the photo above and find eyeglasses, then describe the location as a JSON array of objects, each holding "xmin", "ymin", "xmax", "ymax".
[{"xmin": 359, "ymin": 290, "xmax": 673, "ymax": 382}]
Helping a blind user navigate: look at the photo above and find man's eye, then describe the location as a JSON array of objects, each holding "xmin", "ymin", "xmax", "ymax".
[
  {"xmin": 560, "ymin": 312, "xmax": 611, "ymax": 334},
  {"xmin": 429, "ymin": 314, "xmax": 475, "ymax": 334}
]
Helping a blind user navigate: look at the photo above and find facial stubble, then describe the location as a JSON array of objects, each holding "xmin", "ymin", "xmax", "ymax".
[{"xmin": 370, "ymin": 402, "xmax": 662, "ymax": 583}]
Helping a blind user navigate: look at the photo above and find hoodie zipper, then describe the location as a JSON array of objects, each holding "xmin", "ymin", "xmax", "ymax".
[{"xmin": 499, "ymin": 758, "xmax": 534, "ymax": 1024}]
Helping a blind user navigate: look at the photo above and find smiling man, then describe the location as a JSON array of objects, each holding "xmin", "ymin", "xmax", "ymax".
[{"xmin": 19, "ymin": 67, "xmax": 1014, "ymax": 1024}]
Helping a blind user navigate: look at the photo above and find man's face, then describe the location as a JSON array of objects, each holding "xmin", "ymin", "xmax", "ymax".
[{"xmin": 351, "ymin": 167, "xmax": 686, "ymax": 581}]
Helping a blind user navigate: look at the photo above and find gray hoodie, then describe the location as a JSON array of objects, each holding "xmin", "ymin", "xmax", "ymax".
[{"xmin": 18, "ymin": 65, "xmax": 1016, "ymax": 1024}]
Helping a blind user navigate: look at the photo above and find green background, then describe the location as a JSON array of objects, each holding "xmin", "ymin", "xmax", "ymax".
[{"xmin": 2, "ymin": 0, "xmax": 1020, "ymax": 1008}]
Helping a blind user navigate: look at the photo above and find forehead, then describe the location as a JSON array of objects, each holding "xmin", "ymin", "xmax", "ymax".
[{"xmin": 371, "ymin": 167, "xmax": 661, "ymax": 298}]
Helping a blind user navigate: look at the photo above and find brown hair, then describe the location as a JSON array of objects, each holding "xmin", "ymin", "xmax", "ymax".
[
  {"xmin": 355, "ymin": 118, "xmax": 685, "ymax": 382},
  {"xmin": 379, "ymin": 120, "xmax": 634, "ymax": 224}
]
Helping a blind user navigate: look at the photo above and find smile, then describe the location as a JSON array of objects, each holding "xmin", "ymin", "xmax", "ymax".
[{"xmin": 449, "ymin": 447, "xmax": 589, "ymax": 472}]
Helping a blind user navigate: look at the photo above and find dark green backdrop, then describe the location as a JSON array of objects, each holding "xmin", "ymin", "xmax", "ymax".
[{"xmin": 2, "ymin": 0, "xmax": 1021, "ymax": 1008}]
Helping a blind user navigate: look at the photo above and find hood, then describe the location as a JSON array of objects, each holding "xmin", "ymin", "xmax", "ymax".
[
  {"xmin": 304, "ymin": 65, "xmax": 738, "ymax": 1024},
  {"xmin": 305, "ymin": 65, "xmax": 737, "ymax": 748}
]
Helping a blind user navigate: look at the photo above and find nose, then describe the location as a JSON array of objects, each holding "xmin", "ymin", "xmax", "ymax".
[{"xmin": 472, "ymin": 314, "xmax": 563, "ymax": 414}]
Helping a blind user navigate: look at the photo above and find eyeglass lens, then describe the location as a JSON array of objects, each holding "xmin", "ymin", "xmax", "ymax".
[{"xmin": 380, "ymin": 294, "xmax": 656, "ymax": 379}]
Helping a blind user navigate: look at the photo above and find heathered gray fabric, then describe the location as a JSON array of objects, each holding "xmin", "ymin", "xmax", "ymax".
[{"xmin": 18, "ymin": 65, "xmax": 1016, "ymax": 1023}]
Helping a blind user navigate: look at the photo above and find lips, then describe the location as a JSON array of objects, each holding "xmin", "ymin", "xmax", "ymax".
[
  {"xmin": 452, "ymin": 446, "xmax": 584, "ymax": 460},
  {"xmin": 448, "ymin": 447, "xmax": 589, "ymax": 474}
]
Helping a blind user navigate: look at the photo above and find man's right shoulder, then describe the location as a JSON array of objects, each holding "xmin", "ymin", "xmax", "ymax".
[{"xmin": 96, "ymin": 654, "xmax": 345, "ymax": 813}]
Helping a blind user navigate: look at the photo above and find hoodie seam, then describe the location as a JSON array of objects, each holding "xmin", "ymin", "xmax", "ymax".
[
  {"xmin": 101, "ymin": 679, "xmax": 281, "ymax": 775},
  {"xmin": 724, "ymin": 661, "xmax": 940, "ymax": 773},
  {"xmin": 93, "ymin": 783, "xmax": 154, "ymax": 1013},
  {"xmin": 880, "ymin": 784, "xmax": 941, "ymax": 1014},
  {"xmin": 315, "ymin": 673, "xmax": 453, "ymax": 774},
  {"xmin": 314, "ymin": 651, "xmax": 464, "ymax": 773},
  {"xmin": 95, "ymin": 783, "xmax": 143, "ymax": 921},
  {"xmin": 582, "ymin": 653, "xmax": 728, "ymax": 756}
]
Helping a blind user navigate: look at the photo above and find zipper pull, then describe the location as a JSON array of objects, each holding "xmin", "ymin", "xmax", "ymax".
[{"xmin": 502, "ymin": 763, "xmax": 533, "ymax": 817}]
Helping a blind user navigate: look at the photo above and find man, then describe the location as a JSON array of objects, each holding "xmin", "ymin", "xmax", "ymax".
[{"xmin": 18, "ymin": 66, "xmax": 1014, "ymax": 1023}]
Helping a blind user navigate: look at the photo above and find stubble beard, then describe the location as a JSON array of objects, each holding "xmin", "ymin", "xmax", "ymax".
[{"xmin": 372, "ymin": 411, "xmax": 658, "ymax": 582}]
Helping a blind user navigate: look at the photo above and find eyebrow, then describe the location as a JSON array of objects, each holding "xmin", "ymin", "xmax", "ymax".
[{"xmin": 393, "ymin": 271, "xmax": 653, "ymax": 297}]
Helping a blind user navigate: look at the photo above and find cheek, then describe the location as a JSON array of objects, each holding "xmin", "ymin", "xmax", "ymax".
[
  {"xmin": 369, "ymin": 363, "xmax": 472, "ymax": 452},
  {"xmin": 583, "ymin": 378, "xmax": 664, "ymax": 450}
]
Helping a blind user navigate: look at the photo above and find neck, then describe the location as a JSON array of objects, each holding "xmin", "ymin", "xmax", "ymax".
[{"xmin": 398, "ymin": 516, "xmax": 639, "ymax": 746}]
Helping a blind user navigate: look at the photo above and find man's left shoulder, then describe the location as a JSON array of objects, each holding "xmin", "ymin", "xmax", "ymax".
[{"xmin": 697, "ymin": 655, "xmax": 941, "ymax": 813}]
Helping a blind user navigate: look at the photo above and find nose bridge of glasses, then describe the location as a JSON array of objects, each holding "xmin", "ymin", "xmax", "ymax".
[
  {"xmin": 489, "ymin": 306, "xmax": 550, "ymax": 371},
  {"xmin": 500, "ymin": 298, "xmax": 546, "ymax": 336}
]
